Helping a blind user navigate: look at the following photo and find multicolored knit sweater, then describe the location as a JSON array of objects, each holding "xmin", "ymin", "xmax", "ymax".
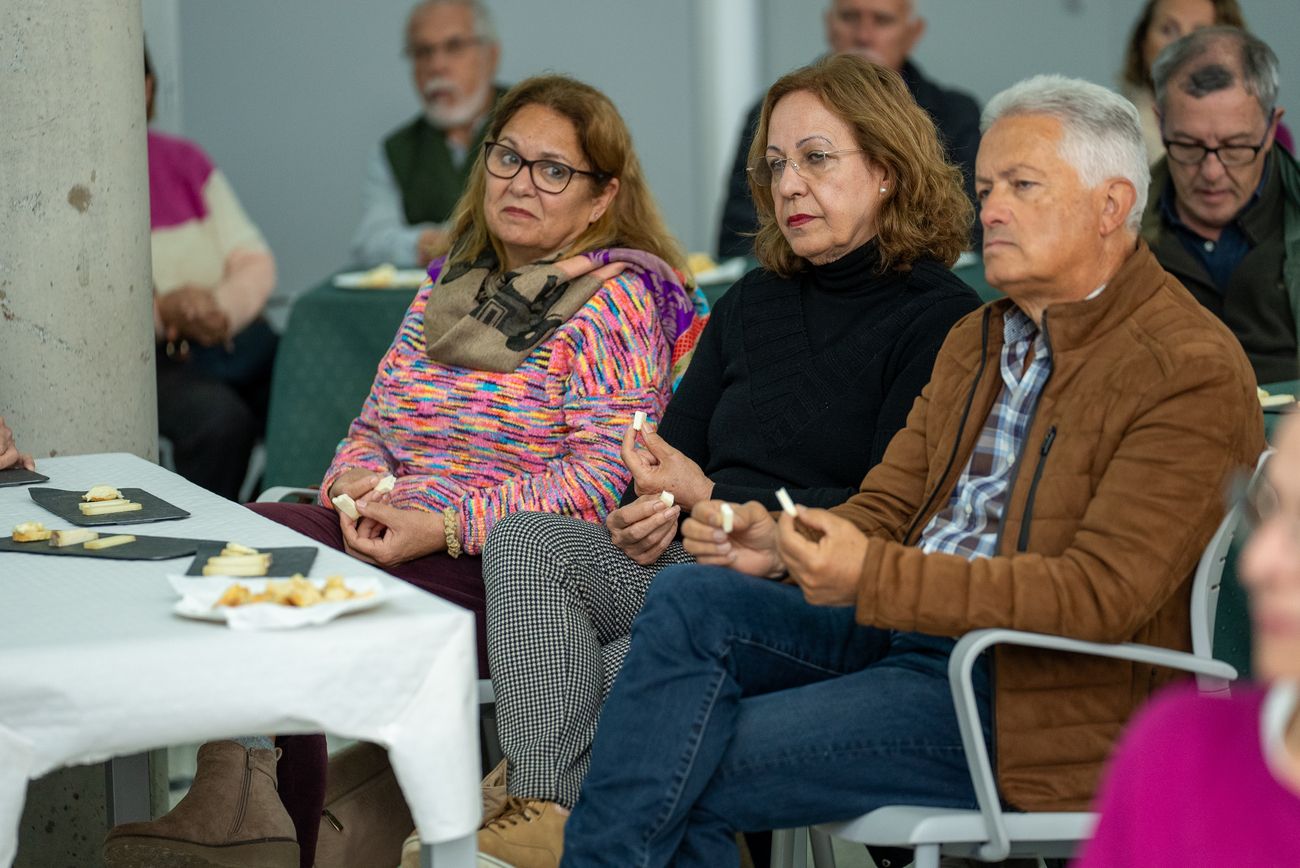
[{"xmin": 320, "ymin": 263, "xmax": 673, "ymax": 554}]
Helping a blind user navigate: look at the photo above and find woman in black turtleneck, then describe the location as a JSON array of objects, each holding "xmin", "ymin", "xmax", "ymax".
[{"xmin": 472, "ymin": 54, "xmax": 979, "ymax": 867}]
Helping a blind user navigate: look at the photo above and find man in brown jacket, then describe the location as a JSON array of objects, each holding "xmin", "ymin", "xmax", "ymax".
[{"xmin": 558, "ymin": 75, "xmax": 1265, "ymax": 868}]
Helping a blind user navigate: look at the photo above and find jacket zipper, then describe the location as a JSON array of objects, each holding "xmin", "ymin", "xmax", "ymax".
[
  {"xmin": 992, "ymin": 312, "xmax": 1054, "ymax": 553},
  {"xmin": 904, "ymin": 308, "xmax": 992, "ymax": 545},
  {"xmin": 1016, "ymin": 426, "xmax": 1057, "ymax": 552}
]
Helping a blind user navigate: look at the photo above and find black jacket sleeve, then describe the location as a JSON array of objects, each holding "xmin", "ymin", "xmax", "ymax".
[{"xmin": 715, "ymin": 101, "xmax": 763, "ymax": 259}]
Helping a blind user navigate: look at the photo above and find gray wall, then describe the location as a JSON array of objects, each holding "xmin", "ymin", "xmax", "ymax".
[
  {"xmin": 762, "ymin": 1, "xmax": 1299, "ymax": 109},
  {"xmin": 155, "ymin": 0, "xmax": 1300, "ymax": 302},
  {"xmin": 168, "ymin": 0, "xmax": 701, "ymax": 312}
]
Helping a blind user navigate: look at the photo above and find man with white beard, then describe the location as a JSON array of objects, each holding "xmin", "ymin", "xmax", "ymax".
[{"xmin": 351, "ymin": 0, "xmax": 502, "ymax": 267}]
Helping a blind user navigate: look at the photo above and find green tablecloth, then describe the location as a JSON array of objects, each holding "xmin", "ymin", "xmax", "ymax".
[{"xmin": 262, "ymin": 278, "xmax": 418, "ymax": 490}]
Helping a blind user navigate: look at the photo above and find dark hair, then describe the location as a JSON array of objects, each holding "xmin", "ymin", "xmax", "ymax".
[
  {"xmin": 144, "ymin": 45, "xmax": 155, "ymax": 122},
  {"xmin": 1152, "ymin": 26, "xmax": 1280, "ymax": 118},
  {"xmin": 1120, "ymin": 0, "xmax": 1245, "ymax": 91}
]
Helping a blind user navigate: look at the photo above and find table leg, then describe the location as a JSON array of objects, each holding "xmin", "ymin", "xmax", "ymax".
[
  {"xmin": 421, "ymin": 834, "xmax": 474, "ymax": 868},
  {"xmin": 105, "ymin": 753, "xmax": 153, "ymax": 826}
]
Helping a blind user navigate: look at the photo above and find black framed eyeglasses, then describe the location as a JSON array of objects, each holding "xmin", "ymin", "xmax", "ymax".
[
  {"xmin": 1163, "ymin": 114, "xmax": 1277, "ymax": 167},
  {"xmin": 482, "ymin": 142, "xmax": 610, "ymax": 194}
]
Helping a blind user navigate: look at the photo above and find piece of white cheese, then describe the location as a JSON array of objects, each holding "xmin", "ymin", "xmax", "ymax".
[
  {"xmin": 375, "ymin": 474, "xmax": 397, "ymax": 494},
  {"xmin": 50, "ymin": 529, "xmax": 99, "ymax": 548},
  {"xmin": 632, "ymin": 411, "xmax": 647, "ymax": 432},
  {"xmin": 78, "ymin": 501, "xmax": 143, "ymax": 516},
  {"xmin": 84, "ymin": 534, "xmax": 137, "ymax": 551},
  {"xmin": 82, "ymin": 485, "xmax": 122, "ymax": 502},
  {"xmin": 332, "ymin": 493, "xmax": 360, "ymax": 520},
  {"xmin": 659, "ymin": 491, "xmax": 675, "ymax": 508},
  {"xmin": 78, "ymin": 498, "xmax": 130, "ymax": 512},
  {"xmin": 720, "ymin": 502, "xmax": 734, "ymax": 533},
  {"xmin": 775, "ymin": 488, "xmax": 798, "ymax": 517}
]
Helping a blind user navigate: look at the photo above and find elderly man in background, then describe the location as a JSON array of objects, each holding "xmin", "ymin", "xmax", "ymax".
[
  {"xmin": 559, "ymin": 75, "xmax": 1263, "ymax": 868},
  {"xmin": 716, "ymin": 0, "xmax": 980, "ymax": 258},
  {"xmin": 1142, "ymin": 27, "xmax": 1299, "ymax": 385},
  {"xmin": 350, "ymin": 0, "xmax": 502, "ymax": 267}
]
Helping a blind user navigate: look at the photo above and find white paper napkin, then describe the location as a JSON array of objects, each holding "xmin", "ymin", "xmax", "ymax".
[{"xmin": 167, "ymin": 574, "xmax": 394, "ymax": 630}]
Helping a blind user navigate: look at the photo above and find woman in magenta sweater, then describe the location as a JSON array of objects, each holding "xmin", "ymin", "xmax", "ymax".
[{"xmin": 1077, "ymin": 417, "xmax": 1300, "ymax": 865}]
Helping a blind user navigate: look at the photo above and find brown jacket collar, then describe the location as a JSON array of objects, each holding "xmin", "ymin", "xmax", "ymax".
[{"xmin": 981, "ymin": 240, "xmax": 1167, "ymax": 354}]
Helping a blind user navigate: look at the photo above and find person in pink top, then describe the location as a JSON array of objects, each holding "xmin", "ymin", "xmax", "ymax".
[
  {"xmin": 146, "ymin": 49, "xmax": 280, "ymax": 501},
  {"xmin": 1076, "ymin": 417, "xmax": 1300, "ymax": 865}
]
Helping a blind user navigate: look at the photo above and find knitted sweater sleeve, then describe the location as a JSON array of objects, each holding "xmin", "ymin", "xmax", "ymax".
[{"xmin": 451, "ymin": 273, "xmax": 671, "ymax": 553}]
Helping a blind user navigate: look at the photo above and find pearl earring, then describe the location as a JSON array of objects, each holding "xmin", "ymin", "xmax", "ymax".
[{"xmin": 879, "ymin": 186, "xmax": 888, "ymax": 194}]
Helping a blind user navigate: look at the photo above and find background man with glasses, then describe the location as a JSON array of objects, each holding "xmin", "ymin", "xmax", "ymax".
[
  {"xmin": 351, "ymin": 0, "xmax": 503, "ymax": 268},
  {"xmin": 1142, "ymin": 27, "xmax": 1300, "ymax": 384}
]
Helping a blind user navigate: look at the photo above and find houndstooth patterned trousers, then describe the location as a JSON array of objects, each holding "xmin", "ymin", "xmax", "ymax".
[{"xmin": 482, "ymin": 510, "xmax": 694, "ymax": 808}]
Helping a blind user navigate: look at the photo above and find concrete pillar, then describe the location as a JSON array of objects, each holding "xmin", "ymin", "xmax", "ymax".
[
  {"xmin": 0, "ymin": 0, "xmax": 157, "ymax": 463},
  {"xmin": 1, "ymin": 3, "xmax": 159, "ymax": 864},
  {"xmin": 694, "ymin": 0, "xmax": 763, "ymax": 258}
]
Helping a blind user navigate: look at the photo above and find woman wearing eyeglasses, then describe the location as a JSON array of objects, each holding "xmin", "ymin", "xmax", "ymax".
[
  {"xmin": 473, "ymin": 54, "xmax": 981, "ymax": 868},
  {"xmin": 1077, "ymin": 420, "xmax": 1300, "ymax": 865},
  {"xmin": 103, "ymin": 74, "xmax": 697, "ymax": 868}
]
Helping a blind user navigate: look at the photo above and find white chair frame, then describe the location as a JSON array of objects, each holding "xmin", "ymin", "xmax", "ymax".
[{"xmin": 771, "ymin": 450, "xmax": 1270, "ymax": 868}]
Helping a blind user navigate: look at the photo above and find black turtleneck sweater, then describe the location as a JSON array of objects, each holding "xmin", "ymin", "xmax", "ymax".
[{"xmin": 636, "ymin": 243, "xmax": 981, "ymax": 510}]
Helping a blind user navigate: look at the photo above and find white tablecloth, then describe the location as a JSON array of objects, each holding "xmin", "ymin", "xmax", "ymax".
[{"xmin": 0, "ymin": 453, "xmax": 479, "ymax": 865}]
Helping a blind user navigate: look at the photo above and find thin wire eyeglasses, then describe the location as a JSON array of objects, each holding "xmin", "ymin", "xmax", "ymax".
[
  {"xmin": 748, "ymin": 148, "xmax": 864, "ymax": 186},
  {"xmin": 403, "ymin": 35, "xmax": 484, "ymax": 63},
  {"xmin": 1163, "ymin": 114, "xmax": 1277, "ymax": 168},
  {"xmin": 482, "ymin": 142, "xmax": 610, "ymax": 194}
]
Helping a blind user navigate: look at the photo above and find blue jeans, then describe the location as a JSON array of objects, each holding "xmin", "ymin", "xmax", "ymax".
[{"xmin": 561, "ymin": 565, "xmax": 992, "ymax": 868}]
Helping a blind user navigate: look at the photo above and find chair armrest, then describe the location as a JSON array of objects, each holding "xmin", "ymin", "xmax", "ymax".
[
  {"xmin": 946, "ymin": 628, "xmax": 1238, "ymax": 862},
  {"xmin": 255, "ymin": 486, "xmax": 318, "ymax": 504}
]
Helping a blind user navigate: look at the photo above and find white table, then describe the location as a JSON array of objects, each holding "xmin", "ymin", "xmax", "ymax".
[{"xmin": 0, "ymin": 453, "xmax": 479, "ymax": 867}]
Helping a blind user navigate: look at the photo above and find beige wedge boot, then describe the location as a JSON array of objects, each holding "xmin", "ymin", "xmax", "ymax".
[{"xmin": 103, "ymin": 740, "xmax": 299, "ymax": 868}]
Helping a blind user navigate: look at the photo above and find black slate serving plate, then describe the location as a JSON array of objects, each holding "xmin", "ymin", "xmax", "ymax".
[
  {"xmin": 184, "ymin": 543, "xmax": 319, "ymax": 578},
  {"xmin": 0, "ymin": 533, "xmax": 208, "ymax": 561},
  {"xmin": 0, "ymin": 468, "xmax": 49, "ymax": 488},
  {"xmin": 28, "ymin": 487, "xmax": 190, "ymax": 527}
]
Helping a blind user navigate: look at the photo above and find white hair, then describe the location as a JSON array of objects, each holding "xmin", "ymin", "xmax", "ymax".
[
  {"xmin": 982, "ymin": 74, "xmax": 1149, "ymax": 232},
  {"xmin": 409, "ymin": 0, "xmax": 498, "ymax": 44},
  {"xmin": 826, "ymin": 0, "xmax": 922, "ymax": 22}
]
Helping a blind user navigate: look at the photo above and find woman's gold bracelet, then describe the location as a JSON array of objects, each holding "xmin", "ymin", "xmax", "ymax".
[{"xmin": 442, "ymin": 507, "xmax": 462, "ymax": 558}]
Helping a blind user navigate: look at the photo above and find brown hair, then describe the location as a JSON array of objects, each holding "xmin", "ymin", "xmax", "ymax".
[
  {"xmin": 442, "ymin": 75, "xmax": 688, "ymax": 277},
  {"xmin": 1121, "ymin": 0, "xmax": 1246, "ymax": 90},
  {"xmin": 748, "ymin": 54, "xmax": 972, "ymax": 277}
]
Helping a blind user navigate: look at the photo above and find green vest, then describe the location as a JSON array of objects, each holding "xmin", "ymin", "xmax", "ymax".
[
  {"xmin": 1142, "ymin": 147, "xmax": 1300, "ymax": 383},
  {"xmin": 383, "ymin": 88, "xmax": 502, "ymax": 226}
]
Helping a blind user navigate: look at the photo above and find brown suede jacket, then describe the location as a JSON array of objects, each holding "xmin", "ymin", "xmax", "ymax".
[{"xmin": 831, "ymin": 242, "xmax": 1265, "ymax": 812}]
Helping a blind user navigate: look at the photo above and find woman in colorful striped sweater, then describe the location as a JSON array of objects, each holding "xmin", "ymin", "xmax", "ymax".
[{"xmin": 103, "ymin": 74, "xmax": 696, "ymax": 868}]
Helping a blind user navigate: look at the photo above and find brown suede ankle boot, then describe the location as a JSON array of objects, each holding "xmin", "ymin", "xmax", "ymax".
[{"xmin": 103, "ymin": 740, "xmax": 299, "ymax": 868}]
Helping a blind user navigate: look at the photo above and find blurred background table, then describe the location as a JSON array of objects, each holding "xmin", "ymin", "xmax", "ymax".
[{"xmin": 263, "ymin": 276, "xmax": 418, "ymax": 490}]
